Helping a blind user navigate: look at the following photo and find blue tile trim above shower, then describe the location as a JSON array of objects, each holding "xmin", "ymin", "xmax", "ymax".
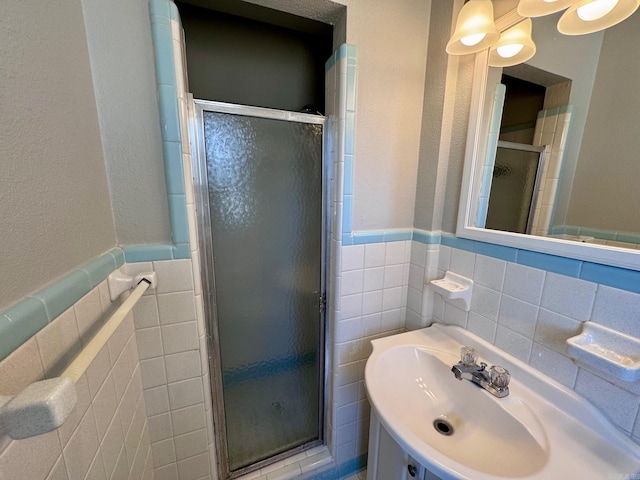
[
  {"xmin": 348, "ymin": 229, "xmax": 414, "ymax": 245},
  {"xmin": 142, "ymin": 0, "xmax": 191, "ymax": 263},
  {"xmin": 0, "ymin": 248, "xmax": 125, "ymax": 361}
]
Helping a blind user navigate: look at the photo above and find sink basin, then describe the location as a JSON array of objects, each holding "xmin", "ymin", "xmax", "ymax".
[{"xmin": 365, "ymin": 324, "xmax": 640, "ymax": 480}]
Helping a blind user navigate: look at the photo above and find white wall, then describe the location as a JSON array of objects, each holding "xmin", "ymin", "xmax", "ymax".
[
  {"xmin": 81, "ymin": 0, "xmax": 172, "ymax": 245},
  {"xmin": 566, "ymin": 14, "xmax": 640, "ymax": 233},
  {"xmin": 0, "ymin": 0, "xmax": 116, "ymax": 310}
]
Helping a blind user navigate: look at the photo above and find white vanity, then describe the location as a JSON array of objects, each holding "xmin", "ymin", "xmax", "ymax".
[{"xmin": 364, "ymin": 325, "xmax": 640, "ymax": 480}]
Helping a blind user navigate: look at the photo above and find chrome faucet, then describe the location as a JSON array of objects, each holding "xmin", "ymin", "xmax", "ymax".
[{"xmin": 451, "ymin": 346, "xmax": 510, "ymax": 398}]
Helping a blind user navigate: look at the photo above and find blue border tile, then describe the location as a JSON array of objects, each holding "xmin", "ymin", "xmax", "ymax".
[
  {"xmin": 616, "ymin": 232, "xmax": 640, "ymax": 244},
  {"xmin": 412, "ymin": 229, "xmax": 429, "ymax": 244},
  {"xmin": 34, "ymin": 270, "xmax": 91, "ymax": 321},
  {"xmin": 110, "ymin": 248, "xmax": 125, "ymax": 267},
  {"xmin": 338, "ymin": 44, "xmax": 348, "ymax": 60},
  {"xmin": 0, "ymin": 247, "xmax": 126, "ymax": 360},
  {"xmin": 580, "ymin": 263, "xmax": 640, "ymax": 294},
  {"xmin": 516, "ymin": 250, "xmax": 581, "ymax": 277},
  {"xmin": 172, "ymin": 243, "xmax": 191, "ymax": 259},
  {"xmin": 412, "ymin": 230, "xmax": 441, "ymax": 244},
  {"xmin": 82, "ymin": 253, "xmax": 118, "ymax": 288},
  {"xmin": 384, "ymin": 229, "xmax": 412, "ymax": 242},
  {"xmin": 149, "ymin": 0, "xmax": 170, "ymax": 18},
  {"xmin": 341, "ymin": 233, "xmax": 354, "ymax": 246},
  {"xmin": 342, "ymin": 195, "xmax": 353, "ymax": 234},
  {"xmin": 158, "ymin": 85, "xmax": 181, "ymax": 143},
  {"xmin": 0, "ymin": 299, "xmax": 49, "ymax": 360},
  {"xmin": 343, "ymin": 155, "xmax": 353, "ymax": 196},
  {"xmin": 151, "ymin": 22, "xmax": 175, "ymax": 86},
  {"xmin": 579, "ymin": 227, "xmax": 617, "ymax": 241},
  {"xmin": 168, "ymin": 0, "xmax": 180, "ymax": 20},
  {"xmin": 441, "ymin": 234, "xmax": 475, "ymax": 252},
  {"xmin": 353, "ymin": 231, "xmax": 384, "ymax": 244},
  {"xmin": 124, "ymin": 245, "xmax": 174, "ymax": 262},
  {"xmin": 474, "ymin": 241, "xmax": 518, "ymax": 262},
  {"xmin": 163, "ymin": 142, "xmax": 185, "ymax": 195},
  {"xmin": 564, "ymin": 225, "xmax": 580, "ymax": 235}
]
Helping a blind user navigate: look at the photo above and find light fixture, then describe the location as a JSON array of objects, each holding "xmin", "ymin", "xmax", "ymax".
[
  {"xmin": 446, "ymin": 0, "xmax": 500, "ymax": 55},
  {"xmin": 488, "ymin": 18, "xmax": 537, "ymax": 67},
  {"xmin": 557, "ymin": 0, "xmax": 639, "ymax": 35},
  {"xmin": 517, "ymin": 0, "xmax": 574, "ymax": 17}
]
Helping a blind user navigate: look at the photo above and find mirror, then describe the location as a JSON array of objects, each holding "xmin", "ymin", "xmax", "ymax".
[{"xmin": 457, "ymin": 9, "xmax": 640, "ymax": 271}]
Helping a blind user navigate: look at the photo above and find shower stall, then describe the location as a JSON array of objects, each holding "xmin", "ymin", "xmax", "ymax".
[
  {"xmin": 486, "ymin": 141, "xmax": 546, "ymax": 234},
  {"xmin": 191, "ymin": 100, "xmax": 328, "ymax": 479}
]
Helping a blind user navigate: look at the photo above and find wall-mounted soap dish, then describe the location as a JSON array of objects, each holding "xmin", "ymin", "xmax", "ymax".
[
  {"xmin": 566, "ymin": 322, "xmax": 640, "ymax": 382},
  {"xmin": 428, "ymin": 271, "xmax": 473, "ymax": 312}
]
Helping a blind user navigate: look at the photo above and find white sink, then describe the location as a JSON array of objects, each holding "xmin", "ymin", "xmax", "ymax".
[{"xmin": 365, "ymin": 324, "xmax": 640, "ymax": 480}]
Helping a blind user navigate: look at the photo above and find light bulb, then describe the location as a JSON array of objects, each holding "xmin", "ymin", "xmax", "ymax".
[
  {"xmin": 497, "ymin": 44, "xmax": 525, "ymax": 58},
  {"xmin": 460, "ymin": 32, "xmax": 487, "ymax": 46},
  {"xmin": 577, "ymin": 0, "xmax": 619, "ymax": 21}
]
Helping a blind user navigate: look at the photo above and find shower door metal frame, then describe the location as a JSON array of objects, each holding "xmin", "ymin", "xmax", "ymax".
[{"xmin": 190, "ymin": 99, "xmax": 330, "ymax": 480}]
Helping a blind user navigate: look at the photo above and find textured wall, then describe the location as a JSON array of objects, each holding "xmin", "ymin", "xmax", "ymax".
[
  {"xmin": 526, "ymin": 14, "xmax": 603, "ymax": 226},
  {"xmin": 566, "ymin": 14, "xmax": 640, "ymax": 233},
  {"xmin": 413, "ymin": 0, "xmax": 455, "ymax": 231},
  {"xmin": 81, "ymin": 0, "xmax": 172, "ymax": 245},
  {"xmin": 0, "ymin": 0, "xmax": 116, "ymax": 310},
  {"xmin": 413, "ymin": 0, "xmax": 473, "ymax": 234},
  {"xmin": 342, "ymin": 0, "xmax": 431, "ymax": 231}
]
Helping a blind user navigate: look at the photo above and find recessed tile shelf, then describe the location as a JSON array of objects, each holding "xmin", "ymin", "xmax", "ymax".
[{"xmin": 567, "ymin": 322, "xmax": 640, "ymax": 382}]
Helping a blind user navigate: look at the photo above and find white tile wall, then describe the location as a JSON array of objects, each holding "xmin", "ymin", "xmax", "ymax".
[
  {"xmin": 128, "ymin": 259, "xmax": 212, "ymax": 480},
  {"xmin": 130, "ymin": 14, "xmax": 219, "ymax": 480},
  {"xmin": 328, "ymin": 239, "xmax": 412, "ymax": 470},
  {"xmin": 0, "ymin": 280, "xmax": 154, "ymax": 480},
  {"xmin": 424, "ymin": 244, "xmax": 640, "ymax": 444},
  {"xmin": 531, "ymin": 111, "xmax": 572, "ymax": 236}
]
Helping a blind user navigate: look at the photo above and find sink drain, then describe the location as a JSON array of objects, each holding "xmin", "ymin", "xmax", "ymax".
[{"xmin": 433, "ymin": 418, "xmax": 455, "ymax": 436}]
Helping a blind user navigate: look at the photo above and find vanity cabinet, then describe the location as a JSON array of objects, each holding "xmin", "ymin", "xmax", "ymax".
[{"xmin": 367, "ymin": 411, "xmax": 442, "ymax": 480}]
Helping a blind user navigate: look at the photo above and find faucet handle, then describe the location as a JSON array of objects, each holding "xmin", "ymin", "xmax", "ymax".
[
  {"xmin": 460, "ymin": 346, "xmax": 478, "ymax": 366},
  {"xmin": 489, "ymin": 366, "xmax": 511, "ymax": 389}
]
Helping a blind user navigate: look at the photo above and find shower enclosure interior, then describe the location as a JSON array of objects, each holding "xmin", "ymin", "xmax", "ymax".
[{"xmin": 192, "ymin": 100, "xmax": 328, "ymax": 479}]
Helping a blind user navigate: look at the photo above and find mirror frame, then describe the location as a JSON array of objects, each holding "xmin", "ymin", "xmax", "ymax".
[{"xmin": 456, "ymin": 11, "xmax": 640, "ymax": 272}]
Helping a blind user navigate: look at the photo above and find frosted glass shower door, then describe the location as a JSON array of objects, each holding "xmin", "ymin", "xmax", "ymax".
[
  {"xmin": 486, "ymin": 142, "xmax": 545, "ymax": 234},
  {"xmin": 197, "ymin": 102, "xmax": 325, "ymax": 475}
]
